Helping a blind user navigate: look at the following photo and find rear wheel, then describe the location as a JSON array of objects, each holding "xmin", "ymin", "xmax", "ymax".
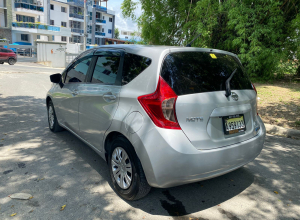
[
  {"xmin": 108, "ymin": 136, "xmax": 151, "ymax": 200},
  {"xmin": 0, "ymin": 62, "xmax": 4, "ymax": 64},
  {"xmin": 47, "ymin": 100, "xmax": 64, "ymax": 132},
  {"xmin": 8, "ymin": 58, "xmax": 16, "ymax": 65}
]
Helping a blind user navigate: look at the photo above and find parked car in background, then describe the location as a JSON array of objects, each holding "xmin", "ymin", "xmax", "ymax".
[
  {"xmin": 46, "ymin": 45, "xmax": 266, "ymax": 200},
  {"xmin": 0, "ymin": 48, "xmax": 17, "ymax": 65}
]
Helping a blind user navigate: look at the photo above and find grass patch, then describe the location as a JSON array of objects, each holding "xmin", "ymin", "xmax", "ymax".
[{"xmin": 255, "ymin": 80, "xmax": 300, "ymax": 130}]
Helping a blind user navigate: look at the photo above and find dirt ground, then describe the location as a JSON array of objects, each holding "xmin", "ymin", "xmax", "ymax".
[{"xmin": 255, "ymin": 81, "xmax": 300, "ymax": 130}]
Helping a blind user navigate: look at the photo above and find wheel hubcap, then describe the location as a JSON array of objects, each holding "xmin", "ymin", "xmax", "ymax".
[
  {"xmin": 48, "ymin": 106, "xmax": 55, "ymax": 129},
  {"xmin": 111, "ymin": 147, "xmax": 132, "ymax": 189}
]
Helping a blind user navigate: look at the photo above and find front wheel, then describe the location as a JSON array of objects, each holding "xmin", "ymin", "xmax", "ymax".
[
  {"xmin": 47, "ymin": 100, "xmax": 64, "ymax": 132},
  {"xmin": 8, "ymin": 58, "xmax": 16, "ymax": 65},
  {"xmin": 108, "ymin": 136, "xmax": 151, "ymax": 200}
]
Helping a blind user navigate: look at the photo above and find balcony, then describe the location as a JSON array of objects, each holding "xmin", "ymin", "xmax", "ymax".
[
  {"xmin": 69, "ymin": 13, "xmax": 83, "ymax": 20},
  {"xmin": 71, "ymin": 28, "xmax": 84, "ymax": 34},
  {"xmin": 95, "ymin": 32, "xmax": 105, "ymax": 36},
  {"xmin": 12, "ymin": 22, "xmax": 71, "ymax": 36},
  {"xmin": 14, "ymin": 2, "xmax": 43, "ymax": 12},
  {"xmin": 95, "ymin": 18, "xmax": 106, "ymax": 24}
]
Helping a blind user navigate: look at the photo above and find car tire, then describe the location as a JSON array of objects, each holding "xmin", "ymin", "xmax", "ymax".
[
  {"xmin": 47, "ymin": 100, "xmax": 64, "ymax": 132},
  {"xmin": 108, "ymin": 136, "xmax": 151, "ymax": 200},
  {"xmin": 8, "ymin": 58, "xmax": 16, "ymax": 65},
  {"xmin": 0, "ymin": 62, "xmax": 4, "ymax": 64}
]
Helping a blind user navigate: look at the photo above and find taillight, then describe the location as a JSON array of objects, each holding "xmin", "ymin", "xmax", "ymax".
[
  {"xmin": 138, "ymin": 76, "xmax": 181, "ymax": 130},
  {"xmin": 251, "ymin": 83, "xmax": 257, "ymax": 94},
  {"xmin": 251, "ymin": 82, "xmax": 258, "ymax": 115}
]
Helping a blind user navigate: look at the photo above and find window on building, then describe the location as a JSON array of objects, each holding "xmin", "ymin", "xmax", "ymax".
[
  {"xmin": 87, "ymin": 38, "xmax": 91, "ymax": 44},
  {"xmin": 70, "ymin": 36, "xmax": 81, "ymax": 43},
  {"xmin": 61, "ymin": 22, "xmax": 67, "ymax": 27},
  {"xmin": 125, "ymin": 36, "xmax": 128, "ymax": 39},
  {"xmin": 61, "ymin": 36, "xmax": 67, "ymax": 42},
  {"xmin": 50, "ymin": 4, "xmax": 54, "ymax": 10},
  {"xmin": 21, "ymin": 34, "xmax": 29, "ymax": 41},
  {"xmin": 37, "ymin": 35, "xmax": 40, "ymax": 39},
  {"xmin": 52, "ymin": 36, "xmax": 54, "ymax": 41},
  {"xmin": 108, "ymin": 29, "xmax": 112, "ymax": 34},
  {"xmin": 102, "ymin": 28, "xmax": 104, "ymax": 32},
  {"xmin": 103, "ymin": 16, "xmax": 105, "ymax": 20},
  {"xmin": 61, "ymin": 6, "xmax": 66, "ymax": 13},
  {"xmin": 109, "ymin": 17, "xmax": 112, "ymax": 22},
  {"xmin": 50, "ymin": 20, "xmax": 54, "ymax": 25},
  {"xmin": 16, "ymin": 15, "xmax": 35, "ymax": 23}
]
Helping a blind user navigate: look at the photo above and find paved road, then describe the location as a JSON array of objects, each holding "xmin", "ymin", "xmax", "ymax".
[{"xmin": 0, "ymin": 64, "xmax": 300, "ymax": 220}]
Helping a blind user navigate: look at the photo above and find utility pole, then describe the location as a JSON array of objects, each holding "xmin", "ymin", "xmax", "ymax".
[{"xmin": 83, "ymin": 0, "xmax": 87, "ymax": 51}]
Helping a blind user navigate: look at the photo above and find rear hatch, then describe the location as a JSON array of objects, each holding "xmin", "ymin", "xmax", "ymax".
[{"xmin": 161, "ymin": 50, "xmax": 260, "ymax": 150}]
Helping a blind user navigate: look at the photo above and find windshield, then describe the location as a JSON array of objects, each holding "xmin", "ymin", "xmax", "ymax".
[{"xmin": 160, "ymin": 52, "xmax": 253, "ymax": 96}]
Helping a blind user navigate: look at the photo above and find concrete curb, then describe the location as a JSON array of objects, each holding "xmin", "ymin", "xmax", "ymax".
[{"xmin": 265, "ymin": 124, "xmax": 300, "ymax": 139}]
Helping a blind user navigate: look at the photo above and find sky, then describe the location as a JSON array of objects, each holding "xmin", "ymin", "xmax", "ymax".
[{"xmin": 107, "ymin": 0, "xmax": 141, "ymax": 33}]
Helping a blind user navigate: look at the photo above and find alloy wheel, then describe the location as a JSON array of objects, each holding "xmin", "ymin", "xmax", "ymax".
[{"xmin": 111, "ymin": 147, "xmax": 133, "ymax": 189}]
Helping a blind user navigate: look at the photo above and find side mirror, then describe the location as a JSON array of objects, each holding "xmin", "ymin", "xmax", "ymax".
[{"xmin": 50, "ymin": 73, "xmax": 61, "ymax": 84}]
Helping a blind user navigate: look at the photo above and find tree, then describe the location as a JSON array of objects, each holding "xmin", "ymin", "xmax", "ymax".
[
  {"xmin": 122, "ymin": 0, "xmax": 300, "ymax": 80},
  {"xmin": 114, "ymin": 28, "xmax": 120, "ymax": 39}
]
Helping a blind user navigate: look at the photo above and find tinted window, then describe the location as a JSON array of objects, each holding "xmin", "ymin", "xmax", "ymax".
[
  {"xmin": 122, "ymin": 53, "xmax": 152, "ymax": 85},
  {"xmin": 65, "ymin": 55, "xmax": 93, "ymax": 83},
  {"xmin": 91, "ymin": 55, "xmax": 120, "ymax": 84},
  {"xmin": 161, "ymin": 52, "xmax": 253, "ymax": 96}
]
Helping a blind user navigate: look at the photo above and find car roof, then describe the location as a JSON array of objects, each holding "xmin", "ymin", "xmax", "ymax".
[{"xmin": 95, "ymin": 44, "xmax": 238, "ymax": 59}]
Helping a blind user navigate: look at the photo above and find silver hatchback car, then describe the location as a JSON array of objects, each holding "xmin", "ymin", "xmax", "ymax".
[{"xmin": 46, "ymin": 45, "xmax": 266, "ymax": 200}]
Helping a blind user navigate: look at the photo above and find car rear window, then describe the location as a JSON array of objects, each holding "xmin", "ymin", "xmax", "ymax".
[{"xmin": 160, "ymin": 52, "xmax": 253, "ymax": 96}]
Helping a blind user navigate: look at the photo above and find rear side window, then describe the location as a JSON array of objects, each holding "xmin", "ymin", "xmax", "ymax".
[
  {"xmin": 65, "ymin": 55, "xmax": 93, "ymax": 83},
  {"xmin": 122, "ymin": 53, "xmax": 152, "ymax": 85},
  {"xmin": 161, "ymin": 52, "xmax": 253, "ymax": 96},
  {"xmin": 91, "ymin": 53, "xmax": 120, "ymax": 84}
]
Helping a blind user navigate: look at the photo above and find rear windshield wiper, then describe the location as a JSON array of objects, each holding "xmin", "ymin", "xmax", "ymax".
[{"xmin": 225, "ymin": 68, "xmax": 237, "ymax": 97}]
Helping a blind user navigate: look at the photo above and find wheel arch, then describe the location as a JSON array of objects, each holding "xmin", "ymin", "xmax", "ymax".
[
  {"xmin": 46, "ymin": 96, "xmax": 52, "ymax": 106},
  {"xmin": 104, "ymin": 131, "xmax": 129, "ymax": 163}
]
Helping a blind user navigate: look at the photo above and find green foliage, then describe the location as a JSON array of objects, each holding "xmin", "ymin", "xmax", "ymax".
[
  {"xmin": 122, "ymin": 0, "xmax": 300, "ymax": 81},
  {"xmin": 115, "ymin": 28, "xmax": 120, "ymax": 39}
]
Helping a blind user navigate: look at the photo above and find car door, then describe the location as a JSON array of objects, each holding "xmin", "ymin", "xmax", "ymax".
[
  {"xmin": 0, "ymin": 49, "xmax": 6, "ymax": 61},
  {"xmin": 52, "ymin": 52, "xmax": 94, "ymax": 133},
  {"xmin": 78, "ymin": 49, "xmax": 123, "ymax": 150}
]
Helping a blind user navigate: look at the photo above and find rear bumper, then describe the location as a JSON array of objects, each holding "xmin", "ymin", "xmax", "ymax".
[{"xmin": 136, "ymin": 116, "xmax": 266, "ymax": 188}]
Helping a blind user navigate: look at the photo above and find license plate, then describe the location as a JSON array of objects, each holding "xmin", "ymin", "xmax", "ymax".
[{"xmin": 222, "ymin": 114, "xmax": 246, "ymax": 135}]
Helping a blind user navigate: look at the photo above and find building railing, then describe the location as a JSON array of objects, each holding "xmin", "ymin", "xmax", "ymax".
[
  {"xmin": 94, "ymin": 4, "xmax": 106, "ymax": 12},
  {"xmin": 95, "ymin": 32, "xmax": 105, "ymax": 36},
  {"xmin": 14, "ymin": 2, "xmax": 43, "ymax": 12},
  {"xmin": 71, "ymin": 28, "xmax": 84, "ymax": 34},
  {"xmin": 95, "ymin": 18, "xmax": 106, "ymax": 24},
  {"xmin": 69, "ymin": 13, "xmax": 84, "ymax": 20},
  {"xmin": 12, "ymin": 22, "xmax": 60, "ymax": 31},
  {"xmin": 67, "ymin": 0, "xmax": 84, "ymax": 7}
]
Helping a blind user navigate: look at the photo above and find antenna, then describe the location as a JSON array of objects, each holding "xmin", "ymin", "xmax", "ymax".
[{"xmin": 185, "ymin": 33, "xmax": 202, "ymax": 47}]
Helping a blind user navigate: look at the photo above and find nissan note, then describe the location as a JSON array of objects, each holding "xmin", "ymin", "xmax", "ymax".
[{"xmin": 46, "ymin": 45, "xmax": 266, "ymax": 200}]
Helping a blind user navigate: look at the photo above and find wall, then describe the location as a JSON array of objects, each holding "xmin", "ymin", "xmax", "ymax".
[
  {"xmin": 0, "ymin": 28, "xmax": 11, "ymax": 42},
  {"xmin": 37, "ymin": 41, "xmax": 66, "ymax": 68},
  {"xmin": 102, "ymin": 12, "xmax": 113, "ymax": 38},
  {"xmin": 0, "ymin": 9, "xmax": 5, "ymax": 27}
]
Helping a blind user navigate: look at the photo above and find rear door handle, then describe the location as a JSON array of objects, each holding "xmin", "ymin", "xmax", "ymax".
[{"xmin": 103, "ymin": 94, "xmax": 116, "ymax": 100}]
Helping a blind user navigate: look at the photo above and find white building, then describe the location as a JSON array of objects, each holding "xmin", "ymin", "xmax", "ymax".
[
  {"xmin": 119, "ymin": 29, "xmax": 141, "ymax": 42},
  {"xmin": 10, "ymin": 0, "xmax": 115, "ymax": 51}
]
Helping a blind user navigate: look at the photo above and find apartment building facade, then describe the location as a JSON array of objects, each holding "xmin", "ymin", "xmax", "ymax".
[
  {"xmin": 0, "ymin": 0, "xmax": 12, "ymax": 42},
  {"xmin": 7, "ymin": 0, "xmax": 114, "ymax": 50}
]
